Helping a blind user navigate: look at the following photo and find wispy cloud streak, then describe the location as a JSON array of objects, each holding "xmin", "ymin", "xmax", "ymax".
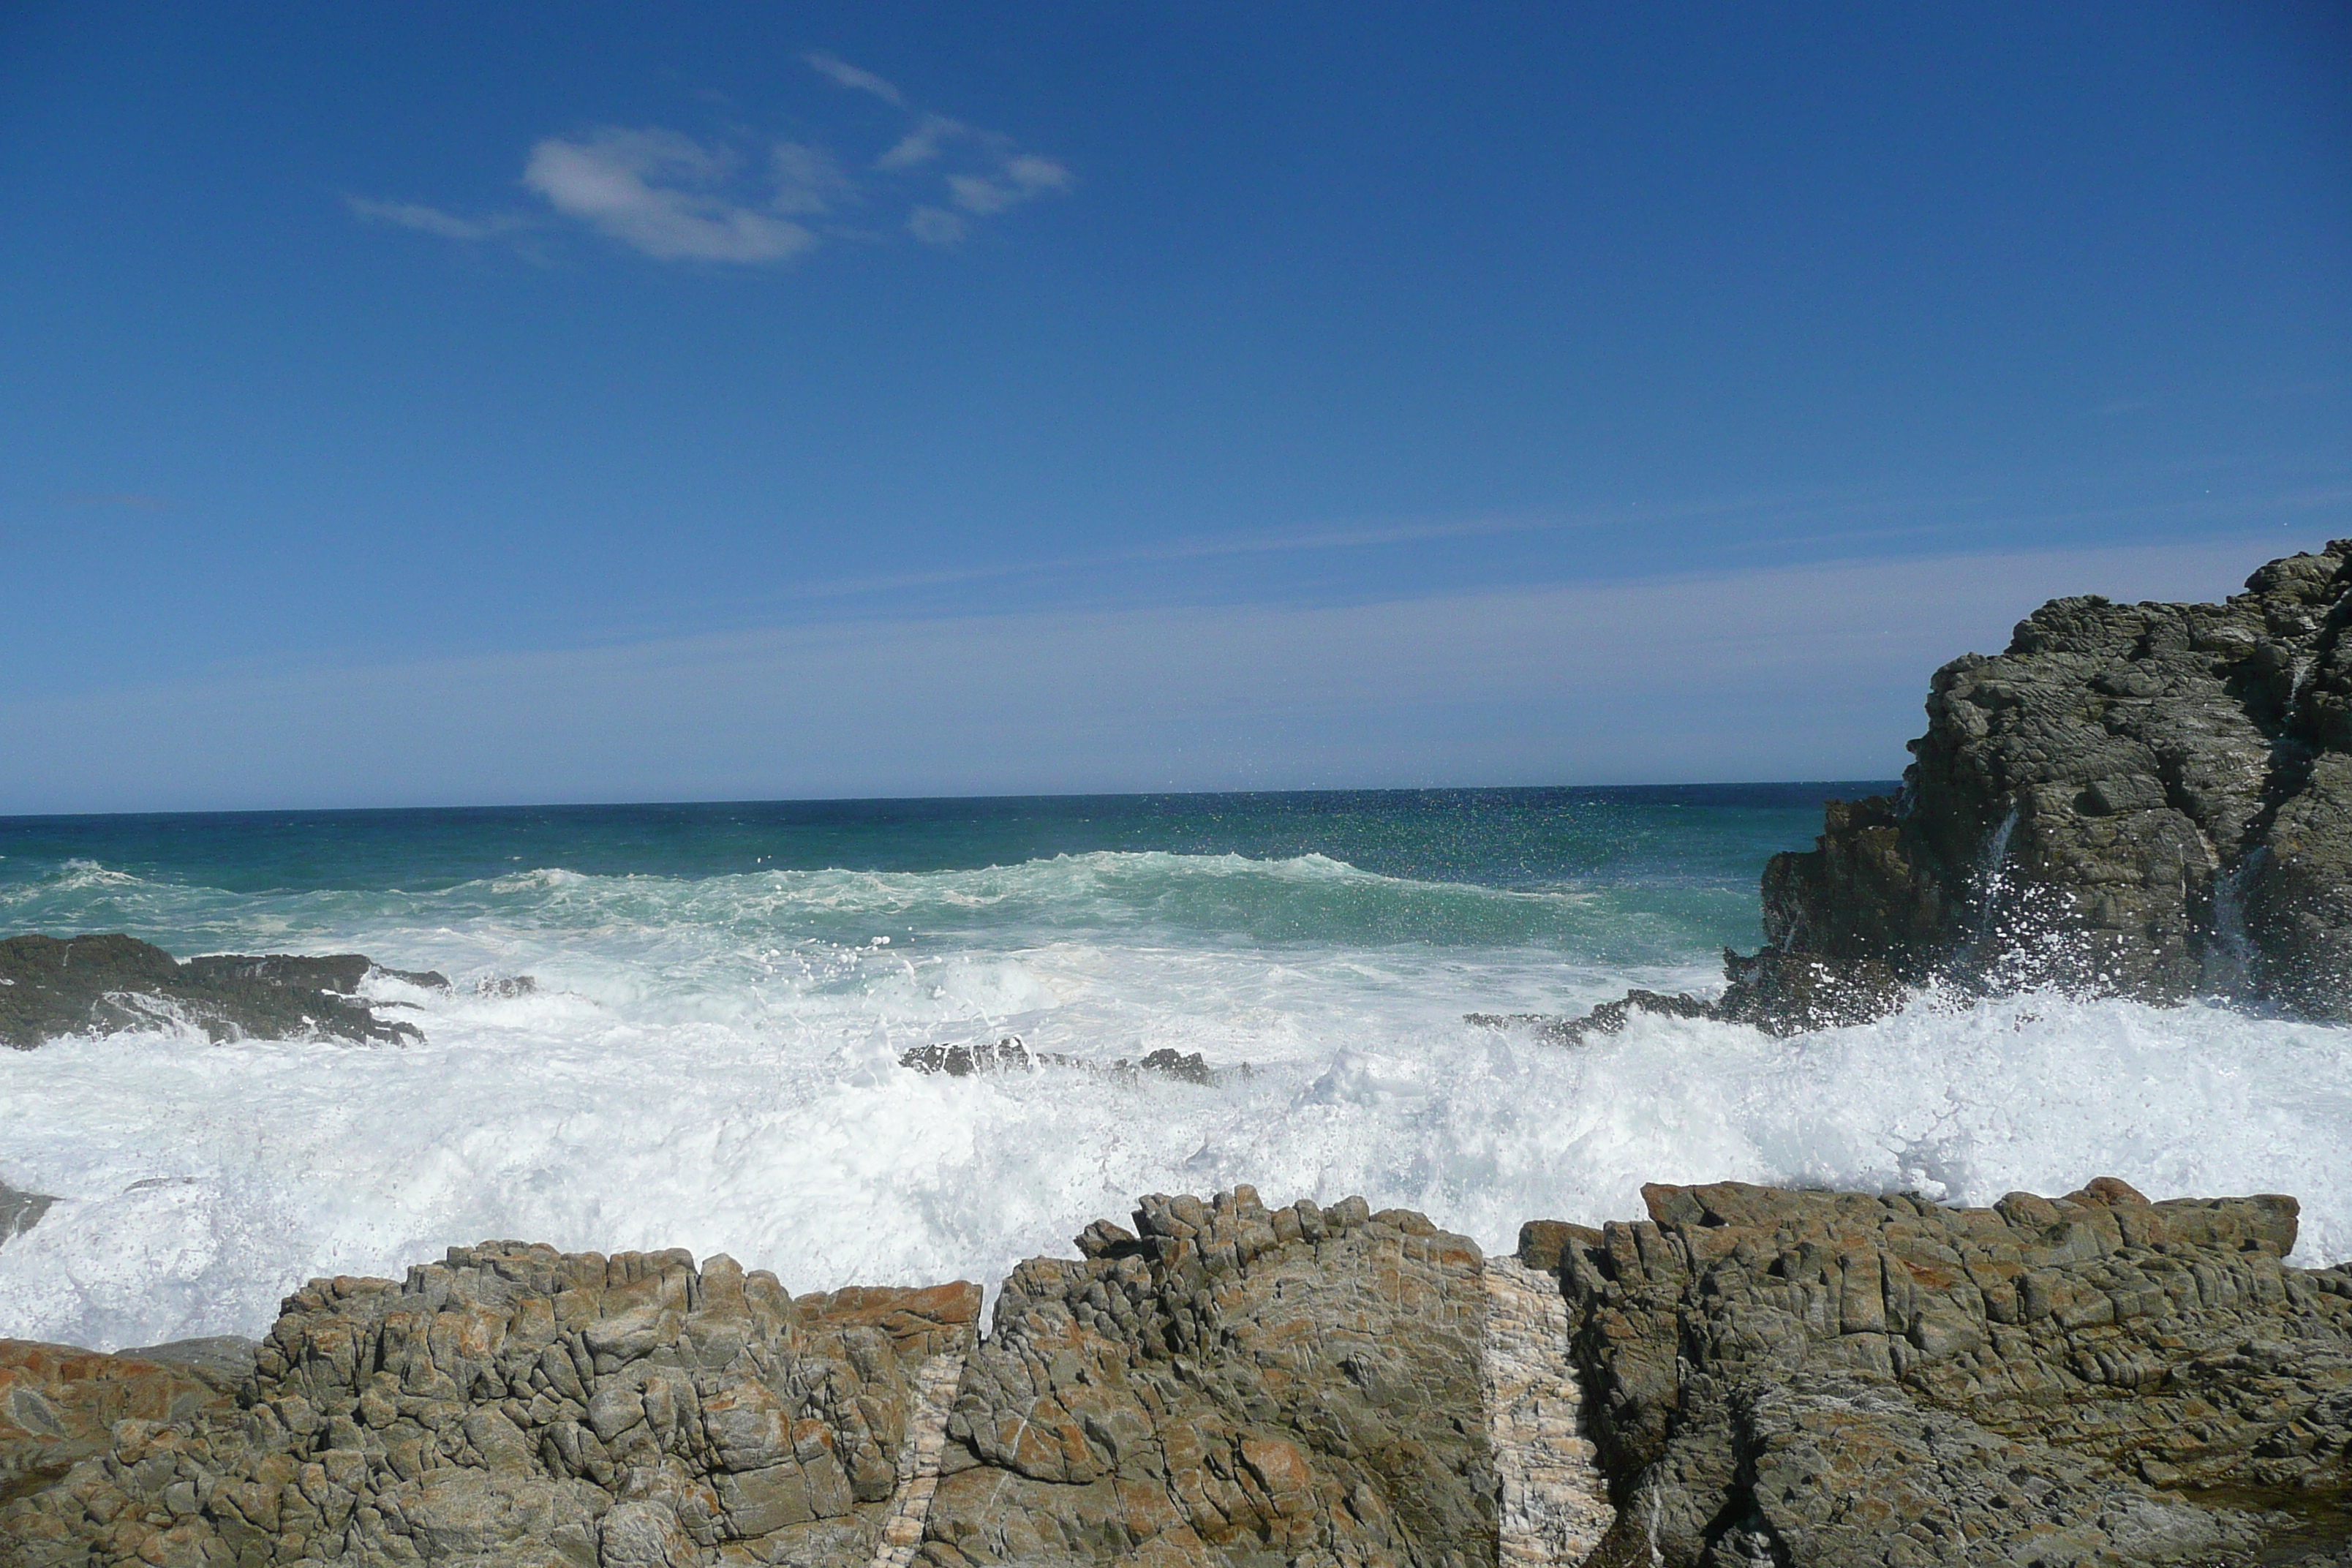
[
  {"xmin": 351, "ymin": 54, "xmax": 1070, "ymax": 266},
  {"xmin": 0, "ymin": 542, "xmax": 2268, "ymax": 813}
]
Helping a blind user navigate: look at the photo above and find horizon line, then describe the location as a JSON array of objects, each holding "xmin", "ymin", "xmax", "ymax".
[{"xmin": 0, "ymin": 777, "xmax": 1910, "ymax": 825}]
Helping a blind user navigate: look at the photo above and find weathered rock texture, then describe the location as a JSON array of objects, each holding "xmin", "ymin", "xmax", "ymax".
[
  {"xmin": 1, "ymin": 1243, "xmax": 981, "ymax": 1567},
  {"xmin": 1552, "ymin": 1177, "xmax": 2352, "ymax": 1566},
  {"xmin": 917, "ymin": 1188, "xmax": 1498, "ymax": 1568},
  {"xmin": 1767, "ymin": 540, "xmax": 2352, "ymax": 1018},
  {"xmin": 0, "ymin": 935, "xmax": 447, "ymax": 1049},
  {"xmin": 1507, "ymin": 539, "xmax": 2352, "ymax": 1041},
  {"xmin": 12, "ymin": 1185, "xmax": 2351, "ymax": 1566},
  {"xmin": 1479, "ymin": 1259, "xmax": 1609, "ymax": 1567}
]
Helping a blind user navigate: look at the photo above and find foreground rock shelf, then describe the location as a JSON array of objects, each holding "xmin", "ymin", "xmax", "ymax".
[{"xmin": 5, "ymin": 1180, "xmax": 2350, "ymax": 1566}]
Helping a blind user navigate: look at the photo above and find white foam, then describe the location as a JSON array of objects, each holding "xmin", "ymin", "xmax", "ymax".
[{"xmin": 1, "ymin": 859, "xmax": 2345, "ymax": 1350}]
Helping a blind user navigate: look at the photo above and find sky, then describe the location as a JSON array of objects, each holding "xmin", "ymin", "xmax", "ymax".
[{"xmin": 1, "ymin": 2, "xmax": 2348, "ymax": 813}]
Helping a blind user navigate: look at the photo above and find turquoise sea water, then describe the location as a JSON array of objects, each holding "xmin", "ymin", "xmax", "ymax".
[{"xmin": 4, "ymin": 783, "xmax": 2348, "ymax": 1350}]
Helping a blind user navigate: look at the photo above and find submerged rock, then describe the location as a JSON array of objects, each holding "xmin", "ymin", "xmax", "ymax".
[
  {"xmin": 1548, "ymin": 1177, "xmax": 2352, "ymax": 1566},
  {"xmin": 897, "ymin": 1036, "xmax": 1229, "ymax": 1085},
  {"xmin": 0, "ymin": 932, "xmax": 437, "ymax": 1049},
  {"xmin": 0, "ymin": 1180, "xmax": 56, "ymax": 1250}
]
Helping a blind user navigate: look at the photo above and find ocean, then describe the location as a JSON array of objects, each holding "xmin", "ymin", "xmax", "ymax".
[{"xmin": 3, "ymin": 785, "xmax": 2348, "ymax": 1352}]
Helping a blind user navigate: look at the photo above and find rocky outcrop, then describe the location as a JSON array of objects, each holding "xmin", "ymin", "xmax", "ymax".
[
  {"xmin": 918, "ymin": 1188, "xmax": 1502, "ymax": 1568},
  {"xmin": 1, "ymin": 1243, "xmax": 981, "ymax": 1567},
  {"xmin": 1550, "ymin": 1177, "xmax": 2352, "ymax": 1566},
  {"xmin": 9, "ymin": 1183, "xmax": 2351, "ymax": 1565},
  {"xmin": 1767, "ymin": 540, "xmax": 2352, "ymax": 1018},
  {"xmin": 0, "ymin": 934, "xmax": 447, "ymax": 1049},
  {"xmin": 1510, "ymin": 539, "xmax": 2352, "ymax": 1040}
]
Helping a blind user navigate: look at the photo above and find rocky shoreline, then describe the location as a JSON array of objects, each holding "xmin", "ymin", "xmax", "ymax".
[
  {"xmin": 4, "ymin": 1180, "xmax": 2348, "ymax": 1567},
  {"xmin": 1506, "ymin": 538, "xmax": 2352, "ymax": 1044}
]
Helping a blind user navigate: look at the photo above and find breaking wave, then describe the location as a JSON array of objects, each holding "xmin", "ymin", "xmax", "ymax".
[{"xmin": 1, "ymin": 848, "xmax": 2345, "ymax": 1350}]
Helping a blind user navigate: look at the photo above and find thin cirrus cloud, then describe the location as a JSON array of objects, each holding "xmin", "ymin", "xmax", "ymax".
[
  {"xmin": 344, "ymin": 197, "xmax": 535, "ymax": 242},
  {"xmin": 347, "ymin": 54, "xmax": 1069, "ymax": 265}
]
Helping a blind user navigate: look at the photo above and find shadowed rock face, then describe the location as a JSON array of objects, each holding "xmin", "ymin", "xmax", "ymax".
[
  {"xmin": 1766, "ymin": 540, "xmax": 2352, "ymax": 1018},
  {"xmin": 0, "ymin": 933, "xmax": 445, "ymax": 1049},
  {"xmin": 0, "ymin": 1243, "xmax": 981, "ymax": 1567},
  {"xmin": 1550, "ymin": 1178, "xmax": 2352, "ymax": 1567},
  {"xmin": 920, "ymin": 1187, "xmax": 1497, "ymax": 1568},
  {"xmin": 1512, "ymin": 540, "xmax": 2352, "ymax": 1042}
]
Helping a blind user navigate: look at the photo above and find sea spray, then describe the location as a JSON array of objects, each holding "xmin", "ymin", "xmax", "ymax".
[{"xmin": 1, "ymin": 795, "xmax": 2344, "ymax": 1351}]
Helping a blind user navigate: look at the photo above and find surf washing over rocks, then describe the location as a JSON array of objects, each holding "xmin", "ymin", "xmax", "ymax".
[
  {"xmin": 0, "ymin": 546, "xmax": 2342, "ymax": 1352},
  {"xmin": 2, "ymin": 539, "xmax": 2352, "ymax": 1564},
  {"xmin": 0, "ymin": 818, "xmax": 2345, "ymax": 1354}
]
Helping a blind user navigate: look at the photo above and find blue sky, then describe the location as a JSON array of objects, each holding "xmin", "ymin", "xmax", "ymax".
[{"xmin": 2, "ymin": 3, "xmax": 2347, "ymax": 811}]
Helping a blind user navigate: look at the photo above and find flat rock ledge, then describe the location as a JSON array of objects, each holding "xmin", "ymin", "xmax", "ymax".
[
  {"xmin": 4, "ymin": 1181, "xmax": 2348, "ymax": 1567},
  {"xmin": 1557, "ymin": 1177, "xmax": 2352, "ymax": 1567}
]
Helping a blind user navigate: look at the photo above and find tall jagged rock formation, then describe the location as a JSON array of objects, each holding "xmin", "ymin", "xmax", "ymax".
[{"xmin": 1763, "ymin": 539, "xmax": 2352, "ymax": 1018}]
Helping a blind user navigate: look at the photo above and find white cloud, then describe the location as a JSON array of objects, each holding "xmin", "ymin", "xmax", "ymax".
[
  {"xmin": 522, "ymin": 129, "xmax": 817, "ymax": 263},
  {"xmin": 876, "ymin": 113, "xmax": 965, "ymax": 170},
  {"xmin": 771, "ymin": 142, "xmax": 853, "ymax": 215},
  {"xmin": 804, "ymin": 52, "xmax": 905, "ymax": 108},
  {"xmin": 907, "ymin": 206, "xmax": 968, "ymax": 245},
  {"xmin": 355, "ymin": 57, "xmax": 1070, "ymax": 267},
  {"xmin": 344, "ymin": 197, "xmax": 529, "ymax": 241}
]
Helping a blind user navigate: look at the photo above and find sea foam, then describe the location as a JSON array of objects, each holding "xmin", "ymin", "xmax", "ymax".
[{"xmin": 0, "ymin": 854, "xmax": 2345, "ymax": 1350}]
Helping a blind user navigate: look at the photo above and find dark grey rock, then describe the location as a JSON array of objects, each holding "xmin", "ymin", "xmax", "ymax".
[
  {"xmin": 0, "ymin": 932, "xmax": 427, "ymax": 1048},
  {"xmin": 1767, "ymin": 539, "xmax": 2352, "ymax": 1017},
  {"xmin": 1520, "ymin": 539, "xmax": 2352, "ymax": 1039},
  {"xmin": 0, "ymin": 1180, "xmax": 56, "ymax": 1250},
  {"xmin": 898, "ymin": 1036, "xmax": 1229, "ymax": 1085},
  {"xmin": 1550, "ymin": 1177, "xmax": 2352, "ymax": 1566},
  {"xmin": 113, "ymin": 1336, "xmax": 258, "ymax": 1396}
]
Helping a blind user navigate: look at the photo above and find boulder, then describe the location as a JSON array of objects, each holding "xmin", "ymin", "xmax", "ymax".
[
  {"xmin": 1520, "ymin": 539, "xmax": 2352, "ymax": 1039},
  {"xmin": 1549, "ymin": 1178, "xmax": 2352, "ymax": 1565}
]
